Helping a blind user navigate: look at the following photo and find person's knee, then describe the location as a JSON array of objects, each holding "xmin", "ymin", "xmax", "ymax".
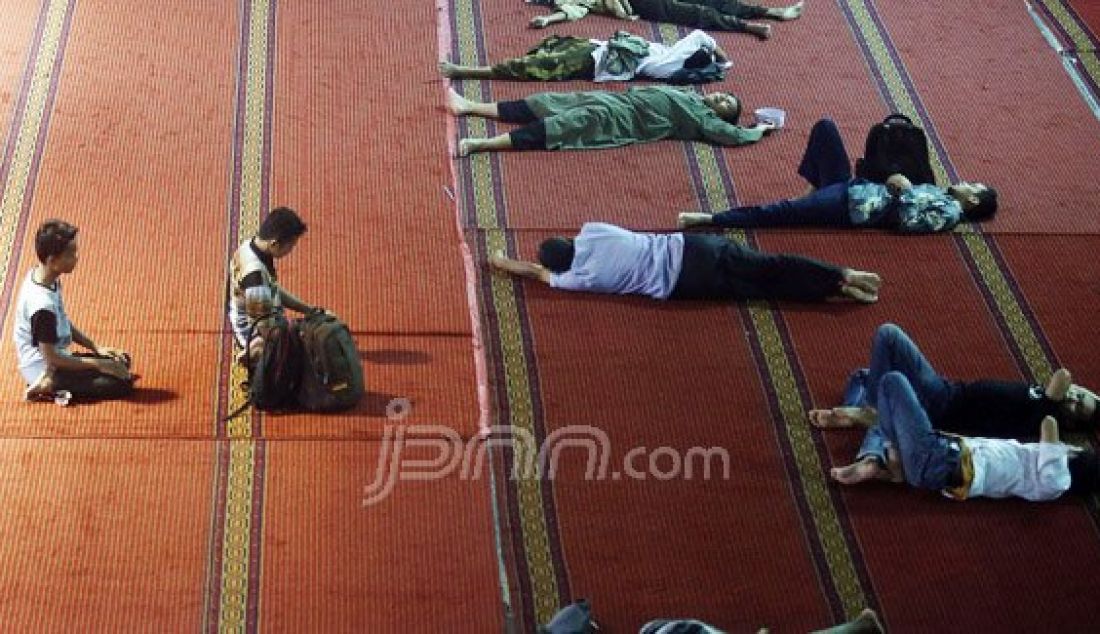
[
  {"xmin": 812, "ymin": 117, "xmax": 840, "ymax": 138},
  {"xmin": 879, "ymin": 371, "xmax": 909, "ymax": 397},
  {"xmin": 874, "ymin": 322, "xmax": 904, "ymax": 348}
]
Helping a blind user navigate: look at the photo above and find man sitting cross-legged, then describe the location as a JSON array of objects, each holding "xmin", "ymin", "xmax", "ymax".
[
  {"xmin": 14, "ymin": 219, "xmax": 133, "ymax": 402},
  {"xmin": 679, "ymin": 118, "xmax": 998, "ymax": 234},
  {"xmin": 489, "ymin": 222, "xmax": 881, "ymax": 304}
]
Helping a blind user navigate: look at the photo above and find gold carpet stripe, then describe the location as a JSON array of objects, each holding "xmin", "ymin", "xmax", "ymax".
[
  {"xmin": 216, "ymin": 0, "xmax": 274, "ymax": 631},
  {"xmin": 0, "ymin": 0, "xmax": 71, "ymax": 300},
  {"xmin": 844, "ymin": 0, "xmax": 1054, "ymax": 382},
  {"xmin": 687, "ymin": 151, "xmax": 868, "ymax": 618},
  {"xmin": 1038, "ymin": 0, "xmax": 1100, "ymax": 98},
  {"xmin": 451, "ymin": 1, "xmax": 562, "ymax": 623}
]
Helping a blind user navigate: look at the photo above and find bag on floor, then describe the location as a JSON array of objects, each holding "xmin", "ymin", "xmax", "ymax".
[
  {"xmin": 227, "ymin": 313, "xmax": 304, "ymax": 419},
  {"xmin": 854, "ymin": 113, "xmax": 936, "ymax": 186},
  {"xmin": 538, "ymin": 599, "xmax": 596, "ymax": 634},
  {"xmin": 295, "ymin": 312, "xmax": 364, "ymax": 411}
]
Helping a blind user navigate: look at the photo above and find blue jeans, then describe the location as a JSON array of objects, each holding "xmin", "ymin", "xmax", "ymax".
[
  {"xmin": 869, "ymin": 372, "xmax": 958, "ymax": 491},
  {"xmin": 856, "ymin": 323, "xmax": 957, "ymax": 462},
  {"xmin": 711, "ymin": 118, "xmax": 856, "ymax": 227}
]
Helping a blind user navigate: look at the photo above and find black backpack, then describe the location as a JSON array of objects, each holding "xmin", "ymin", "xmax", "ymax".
[
  {"xmin": 295, "ymin": 312, "xmax": 364, "ymax": 411},
  {"xmin": 854, "ymin": 113, "xmax": 936, "ymax": 185},
  {"xmin": 227, "ymin": 313, "xmax": 303, "ymax": 419}
]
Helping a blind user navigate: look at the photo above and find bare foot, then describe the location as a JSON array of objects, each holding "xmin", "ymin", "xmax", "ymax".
[
  {"xmin": 843, "ymin": 269, "xmax": 882, "ymax": 292},
  {"xmin": 841, "ymin": 284, "xmax": 878, "ymax": 304},
  {"xmin": 830, "ymin": 457, "xmax": 886, "ymax": 485},
  {"xmin": 778, "ymin": 1, "xmax": 804, "ymax": 21},
  {"xmin": 439, "ymin": 61, "xmax": 459, "ymax": 78},
  {"xmin": 446, "ymin": 87, "xmax": 472, "ymax": 115},
  {"xmin": 748, "ymin": 23, "xmax": 772, "ymax": 40},
  {"xmin": 808, "ymin": 407, "xmax": 868, "ymax": 429},
  {"xmin": 678, "ymin": 212, "xmax": 713, "ymax": 228},
  {"xmin": 1045, "ymin": 367, "xmax": 1072, "ymax": 401}
]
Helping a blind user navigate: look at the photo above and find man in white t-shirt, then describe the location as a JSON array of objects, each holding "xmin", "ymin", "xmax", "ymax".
[
  {"xmin": 12, "ymin": 219, "xmax": 132, "ymax": 401},
  {"xmin": 830, "ymin": 371, "xmax": 1100, "ymax": 502}
]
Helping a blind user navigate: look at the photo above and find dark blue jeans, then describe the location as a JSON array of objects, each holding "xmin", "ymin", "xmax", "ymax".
[
  {"xmin": 856, "ymin": 324, "xmax": 957, "ymax": 463},
  {"xmin": 711, "ymin": 118, "xmax": 856, "ymax": 227},
  {"xmin": 871, "ymin": 372, "xmax": 959, "ymax": 491}
]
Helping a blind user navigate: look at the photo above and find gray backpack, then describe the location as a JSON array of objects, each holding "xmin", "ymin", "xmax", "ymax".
[{"xmin": 295, "ymin": 312, "xmax": 364, "ymax": 411}]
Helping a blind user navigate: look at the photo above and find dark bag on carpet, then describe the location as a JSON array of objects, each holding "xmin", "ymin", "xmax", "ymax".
[
  {"xmin": 538, "ymin": 599, "xmax": 596, "ymax": 634},
  {"xmin": 295, "ymin": 312, "xmax": 364, "ymax": 411},
  {"xmin": 854, "ymin": 113, "xmax": 936, "ymax": 185},
  {"xmin": 227, "ymin": 313, "xmax": 303, "ymax": 419}
]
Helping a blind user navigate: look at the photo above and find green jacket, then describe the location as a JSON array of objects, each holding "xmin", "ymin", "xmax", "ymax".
[{"xmin": 525, "ymin": 86, "xmax": 763, "ymax": 150}]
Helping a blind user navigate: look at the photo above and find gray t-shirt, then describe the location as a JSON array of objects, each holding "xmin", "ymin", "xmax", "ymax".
[{"xmin": 550, "ymin": 222, "xmax": 684, "ymax": 299}]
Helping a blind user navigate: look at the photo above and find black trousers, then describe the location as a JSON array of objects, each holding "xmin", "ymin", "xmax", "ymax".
[
  {"xmin": 670, "ymin": 234, "xmax": 844, "ymax": 302},
  {"xmin": 498, "ymin": 100, "xmax": 548, "ymax": 150},
  {"xmin": 631, "ymin": 0, "xmax": 769, "ymax": 32},
  {"xmin": 52, "ymin": 353, "xmax": 133, "ymax": 400}
]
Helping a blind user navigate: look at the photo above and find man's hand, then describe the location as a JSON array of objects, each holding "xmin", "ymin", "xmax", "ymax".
[
  {"xmin": 885, "ymin": 173, "xmax": 912, "ymax": 195},
  {"xmin": 1040, "ymin": 415, "xmax": 1060, "ymax": 444},
  {"xmin": 529, "ymin": 15, "xmax": 550, "ymax": 28},
  {"xmin": 97, "ymin": 357, "xmax": 131, "ymax": 381},
  {"xmin": 1045, "ymin": 368, "xmax": 1072, "ymax": 401},
  {"xmin": 754, "ymin": 121, "xmax": 777, "ymax": 135}
]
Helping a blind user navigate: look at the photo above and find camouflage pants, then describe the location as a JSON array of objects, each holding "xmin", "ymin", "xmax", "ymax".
[{"xmin": 491, "ymin": 36, "xmax": 597, "ymax": 81}]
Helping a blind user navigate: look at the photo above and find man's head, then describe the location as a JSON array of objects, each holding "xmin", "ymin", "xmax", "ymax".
[
  {"xmin": 538, "ymin": 237, "xmax": 575, "ymax": 273},
  {"xmin": 1068, "ymin": 449, "xmax": 1100, "ymax": 496},
  {"xmin": 948, "ymin": 182, "xmax": 998, "ymax": 222},
  {"xmin": 1060, "ymin": 383, "xmax": 1099, "ymax": 427},
  {"xmin": 35, "ymin": 219, "xmax": 80, "ymax": 273},
  {"xmin": 702, "ymin": 92, "xmax": 741, "ymax": 125},
  {"xmin": 258, "ymin": 207, "xmax": 308, "ymax": 257}
]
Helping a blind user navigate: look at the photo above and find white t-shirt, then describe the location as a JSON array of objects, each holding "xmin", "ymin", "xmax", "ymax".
[
  {"xmin": 12, "ymin": 270, "xmax": 73, "ymax": 384},
  {"xmin": 965, "ymin": 438, "xmax": 1072, "ymax": 501},
  {"xmin": 550, "ymin": 223, "xmax": 684, "ymax": 299},
  {"xmin": 591, "ymin": 30, "xmax": 731, "ymax": 82}
]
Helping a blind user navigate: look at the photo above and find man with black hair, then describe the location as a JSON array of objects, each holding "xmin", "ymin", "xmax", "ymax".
[
  {"xmin": 447, "ymin": 86, "xmax": 773, "ymax": 155},
  {"xmin": 809, "ymin": 323, "xmax": 1100, "ymax": 493},
  {"xmin": 489, "ymin": 222, "xmax": 882, "ymax": 303},
  {"xmin": 12, "ymin": 219, "xmax": 133, "ymax": 401},
  {"xmin": 679, "ymin": 118, "xmax": 998, "ymax": 233},
  {"xmin": 228, "ymin": 207, "xmax": 325, "ymax": 360}
]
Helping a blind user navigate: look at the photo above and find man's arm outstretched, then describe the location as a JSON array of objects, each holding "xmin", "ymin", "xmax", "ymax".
[{"xmin": 489, "ymin": 251, "xmax": 553, "ymax": 284}]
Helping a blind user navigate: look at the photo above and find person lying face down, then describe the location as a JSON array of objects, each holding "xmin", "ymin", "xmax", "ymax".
[
  {"xmin": 679, "ymin": 118, "xmax": 998, "ymax": 234},
  {"xmin": 489, "ymin": 222, "xmax": 882, "ymax": 304},
  {"xmin": 440, "ymin": 29, "xmax": 733, "ymax": 84},
  {"xmin": 525, "ymin": 0, "xmax": 805, "ymax": 41},
  {"xmin": 447, "ymin": 85, "xmax": 776, "ymax": 156}
]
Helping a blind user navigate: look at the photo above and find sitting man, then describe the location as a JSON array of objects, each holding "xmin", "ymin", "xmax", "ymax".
[
  {"xmin": 448, "ymin": 85, "xmax": 773, "ymax": 156},
  {"xmin": 440, "ymin": 29, "xmax": 731, "ymax": 84},
  {"xmin": 678, "ymin": 118, "xmax": 998, "ymax": 233},
  {"xmin": 527, "ymin": 0, "xmax": 804, "ymax": 41},
  {"xmin": 228, "ymin": 207, "xmax": 325, "ymax": 364},
  {"xmin": 489, "ymin": 221, "xmax": 882, "ymax": 303},
  {"xmin": 13, "ymin": 219, "xmax": 133, "ymax": 401},
  {"xmin": 810, "ymin": 323, "xmax": 1098, "ymax": 485},
  {"xmin": 833, "ymin": 370, "xmax": 1098, "ymax": 502}
]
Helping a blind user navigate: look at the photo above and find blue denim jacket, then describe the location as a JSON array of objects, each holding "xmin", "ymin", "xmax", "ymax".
[{"xmin": 847, "ymin": 180, "xmax": 962, "ymax": 233}]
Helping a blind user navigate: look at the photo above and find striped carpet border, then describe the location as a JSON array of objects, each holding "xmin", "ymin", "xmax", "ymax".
[
  {"xmin": 203, "ymin": 0, "xmax": 277, "ymax": 631},
  {"xmin": 0, "ymin": 0, "xmax": 76, "ymax": 335}
]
